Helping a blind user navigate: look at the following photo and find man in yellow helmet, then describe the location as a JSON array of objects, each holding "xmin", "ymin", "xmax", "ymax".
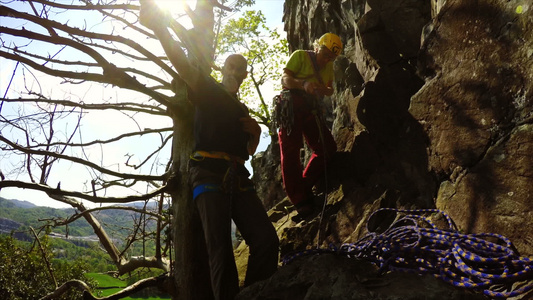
[{"xmin": 278, "ymin": 33, "xmax": 342, "ymax": 220}]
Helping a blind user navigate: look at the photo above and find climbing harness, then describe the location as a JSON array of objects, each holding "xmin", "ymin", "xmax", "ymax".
[
  {"xmin": 272, "ymin": 90, "xmax": 295, "ymax": 135},
  {"xmin": 193, "ymin": 183, "xmax": 221, "ymax": 200},
  {"xmin": 191, "ymin": 176, "xmax": 255, "ymax": 200},
  {"xmin": 282, "ymin": 208, "xmax": 533, "ymax": 299},
  {"xmin": 273, "ymin": 50, "xmax": 324, "ymax": 134},
  {"xmin": 191, "ymin": 150, "xmax": 245, "ymax": 165},
  {"xmin": 189, "ymin": 151, "xmax": 254, "ymax": 201}
]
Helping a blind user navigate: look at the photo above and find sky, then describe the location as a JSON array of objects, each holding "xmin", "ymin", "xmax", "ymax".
[{"xmin": 0, "ymin": 0, "xmax": 286, "ymax": 208}]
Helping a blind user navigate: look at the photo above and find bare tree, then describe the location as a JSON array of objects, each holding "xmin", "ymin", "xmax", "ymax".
[{"xmin": 0, "ymin": 0, "xmax": 245, "ymax": 298}]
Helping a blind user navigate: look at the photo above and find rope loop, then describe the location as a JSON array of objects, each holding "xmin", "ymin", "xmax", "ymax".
[{"xmin": 281, "ymin": 208, "xmax": 533, "ymax": 298}]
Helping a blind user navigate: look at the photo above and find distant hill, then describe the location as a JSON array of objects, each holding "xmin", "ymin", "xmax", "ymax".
[
  {"xmin": 0, "ymin": 196, "xmax": 37, "ymax": 209},
  {"xmin": 0, "ymin": 197, "xmax": 159, "ymax": 239}
]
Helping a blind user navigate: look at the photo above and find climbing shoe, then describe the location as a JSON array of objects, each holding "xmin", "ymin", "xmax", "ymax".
[
  {"xmin": 291, "ymin": 200, "xmax": 316, "ymax": 222},
  {"xmin": 291, "ymin": 194, "xmax": 328, "ymax": 222}
]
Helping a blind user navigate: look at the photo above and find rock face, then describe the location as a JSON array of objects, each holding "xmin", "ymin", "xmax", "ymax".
[
  {"xmin": 410, "ymin": 0, "xmax": 533, "ymax": 258},
  {"xmin": 245, "ymin": 0, "xmax": 532, "ymax": 298},
  {"xmin": 237, "ymin": 254, "xmax": 487, "ymax": 300}
]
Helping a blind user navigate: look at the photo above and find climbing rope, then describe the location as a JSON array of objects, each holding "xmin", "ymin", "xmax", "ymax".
[
  {"xmin": 313, "ymin": 109, "xmax": 329, "ymax": 249},
  {"xmin": 282, "ymin": 208, "xmax": 533, "ymax": 299}
]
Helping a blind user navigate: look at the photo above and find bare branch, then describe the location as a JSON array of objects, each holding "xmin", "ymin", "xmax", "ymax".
[
  {"xmin": 126, "ymin": 133, "xmax": 172, "ymax": 170},
  {"xmin": 39, "ymin": 279, "xmax": 91, "ymax": 300},
  {"xmin": 0, "ymin": 180, "xmax": 167, "ymax": 204},
  {"xmin": 19, "ymin": 0, "xmax": 139, "ymax": 11},
  {"xmin": 0, "ymin": 4, "xmax": 178, "ymax": 79},
  {"xmin": 41, "ymin": 204, "xmax": 166, "ymax": 225},
  {"xmin": 0, "ymin": 30, "xmax": 172, "ymax": 107},
  {"xmin": 118, "ymin": 256, "xmax": 169, "ymax": 275},
  {"xmin": 39, "ymin": 127, "xmax": 172, "ymax": 149},
  {"xmin": 4, "ymin": 44, "xmax": 172, "ymax": 88},
  {"xmin": 119, "ymin": 212, "xmax": 144, "ymax": 257},
  {"xmin": 30, "ymin": 227, "xmax": 58, "ymax": 288},
  {"xmin": 1, "ymin": 98, "xmax": 168, "ymax": 115},
  {"xmin": 40, "ymin": 273, "xmax": 172, "ymax": 300},
  {"xmin": 0, "ymin": 135, "xmax": 166, "ymax": 181}
]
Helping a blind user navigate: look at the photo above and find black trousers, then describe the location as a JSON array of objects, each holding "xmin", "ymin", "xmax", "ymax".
[{"xmin": 189, "ymin": 163, "xmax": 279, "ymax": 300}]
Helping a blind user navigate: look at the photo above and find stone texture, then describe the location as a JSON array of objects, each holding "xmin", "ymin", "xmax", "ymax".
[
  {"xmin": 251, "ymin": 137, "xmax": 284, "ymax": 210},
  {"xmin": 436, "ymin": 124, "xmax": 533, "ymax": 254},
  {"xmin": 410, "ymin": 0, "xmax": 533, "ymax": 256},
  {"xmin": 244, "ymin": 0, "xmax": 533, "ymax": 298},
  {"xmin": 237, "ymin": 254, "xmax": 487, "ymax": 300}
]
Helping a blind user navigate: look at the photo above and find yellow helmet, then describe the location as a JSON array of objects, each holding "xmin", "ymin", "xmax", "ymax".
[{"xmin": 318, "ymin": 33, "xmax": 343, "ymax": 56}]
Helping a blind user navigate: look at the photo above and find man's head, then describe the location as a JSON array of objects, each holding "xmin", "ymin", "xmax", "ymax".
[
  {"xmin": 318, "ymin": 33, "xmax": 342, "ymax": 56},
  {"xmin": 314, "ymin": 33, "xmax": 342, "ymax": 67},
  {"xmin": 221, "ymin": 54, "xmax": 248, "ymax": 93}
]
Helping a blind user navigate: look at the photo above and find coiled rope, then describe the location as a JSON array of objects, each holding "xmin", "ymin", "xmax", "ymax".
[{"xmin": 282, "ymin": 208, "xmax": 533, "ymax": 298}]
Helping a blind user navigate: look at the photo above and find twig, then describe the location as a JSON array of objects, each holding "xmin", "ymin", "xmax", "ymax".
[{"xmin": 30, "ymin": 227, "xmax": 58, "ymax": 288}]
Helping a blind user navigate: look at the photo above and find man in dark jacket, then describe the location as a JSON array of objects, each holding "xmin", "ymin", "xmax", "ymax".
[{"xmin": 140, "ymin": 2, "xmax": 279, "ymax": 299}]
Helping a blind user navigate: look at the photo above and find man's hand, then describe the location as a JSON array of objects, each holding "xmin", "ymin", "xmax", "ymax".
[
  {"xmin": 240, "ymin": 116, "xmax": 261, "ymax": 136},
  {"xmin": 240, "ymin": 116, "xmax": 261, "ymax": 155},
  {"xmin": 304, "ymin": 81, "xmax": 332, "ymax": 97}
]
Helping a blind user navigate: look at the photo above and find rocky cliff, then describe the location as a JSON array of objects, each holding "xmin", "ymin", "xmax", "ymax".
[{"xmin": 242, "ymin": 0, "xmax": 532, "ymax": 299}]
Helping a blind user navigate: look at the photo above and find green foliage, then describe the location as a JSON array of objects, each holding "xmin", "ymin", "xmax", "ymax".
[
  {"xmin": 49, "ymin": 238, "xmax": 115, "ymax": 273},
  {"xmin": 86, "ymin": 273, "xmax": 130, "ymax": 297},
  {"xmin": 216, "ymin": 10, "xmax": 289, "ymax": 133},
  {"xmin": 86, "ymin": 272, "xmax": 170, "ymax": 299},
  {"xmin": 0, "ymin": 235, "xmax": 97, "ymax": 300}
]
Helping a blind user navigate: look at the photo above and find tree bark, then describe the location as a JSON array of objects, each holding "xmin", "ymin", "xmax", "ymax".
[
  {"xmin": 169, "ymin": 91, "xmax": 213, "ymax": 299},
  {"xmin": 168, "ymin": 1, "xmax": 218, "ymax": 297}
]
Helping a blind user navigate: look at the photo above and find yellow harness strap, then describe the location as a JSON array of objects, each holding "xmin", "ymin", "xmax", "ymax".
[{"xmin": 191, "ymin": 150, "xmax": 245, "ymax": 165}]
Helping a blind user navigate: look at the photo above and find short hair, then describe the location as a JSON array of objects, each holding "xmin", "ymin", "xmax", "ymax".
[{"xmin": 225, "ymin": 54, "xmax": 248, "ymax": 67}]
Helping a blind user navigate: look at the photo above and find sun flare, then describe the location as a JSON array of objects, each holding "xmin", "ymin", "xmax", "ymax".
[{"xmin": 154, "ymin": 0, "xmax": 196, "ymax": 16}]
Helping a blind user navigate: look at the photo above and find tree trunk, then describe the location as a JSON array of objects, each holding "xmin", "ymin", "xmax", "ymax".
[
  {"xmin": 169, "ymin": 1, "xmax": 217, "ymax": 297},
  {"xmin": 169, "ymin": 95, "xmax": 213, "ymax": 299}
]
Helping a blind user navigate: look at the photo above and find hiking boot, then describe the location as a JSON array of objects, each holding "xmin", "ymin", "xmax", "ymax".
[
  {"xmin": 291, "ymin": 200, "xmax": 316, "ymax": 222},
  {"xmin": 311, "ymin": 193, "xmax": 326, "ymax": 209}
]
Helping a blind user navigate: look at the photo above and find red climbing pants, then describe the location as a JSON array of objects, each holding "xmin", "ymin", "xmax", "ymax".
[{"xmin": 278, "ymin": 92, "xmax": 336, "ymax": 207}]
